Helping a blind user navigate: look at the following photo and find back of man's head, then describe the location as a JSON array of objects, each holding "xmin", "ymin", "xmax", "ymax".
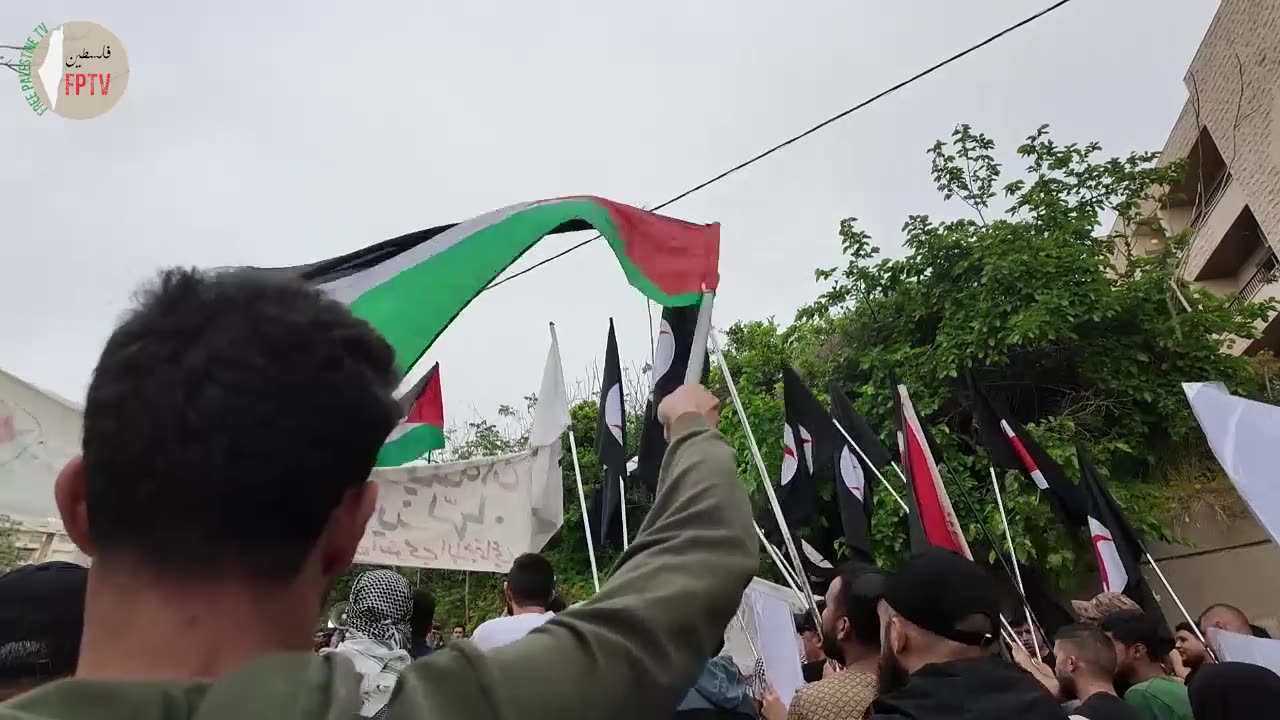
[
  {"xmin": 64, "ymin": 268, "xmax": 401, "ymax": 581},
  {"xmin": 1053, "ymin": 624, "xmax": 1117, "ymax": 697},
  {"xmin": 505, "ymin": 553, "xmax": 554, "ymax": 609},
  {"xmin": 0, "ymin": 562, "xmax": 87, "ymax": 700},
  {"xmin": 1102, "ymin": 610, "xmax": 1172, "ymax": 678},
  {"xmin": 411, "ymin": 589, "xmax": 436, "ymax": 642},
  {"xmin": 876, "ymin": 549, "xmax": 998, "ymax": 693},
  {"xmin": 1198, "ymin": 603, "xmax": 1252, "ymax": 636}
]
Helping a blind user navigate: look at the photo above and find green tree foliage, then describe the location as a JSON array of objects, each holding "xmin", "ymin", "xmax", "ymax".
[
  {"xmin": 326, "ymin": 124, "xmax": 1276, "ymax": 623},
  {"xmin": 327, "ymin": 368, "xmax": 650, "ymax": 632},
  {"xmin": 0, "ymin": 518, "xmax": 23, "ymax": 574},
  {"xmin": 712, "ymin": 124, "xmax": 1273, "ymax": 581}
]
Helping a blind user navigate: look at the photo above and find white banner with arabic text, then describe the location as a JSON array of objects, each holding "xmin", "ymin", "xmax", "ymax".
[{"xmin": 356, "ymin": 442, "xmax": 561, "ymax": 573}]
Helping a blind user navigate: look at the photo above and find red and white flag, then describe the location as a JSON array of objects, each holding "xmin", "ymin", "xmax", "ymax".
[{"xmin": 894, "ymin": 382, "xmax": 972, "ymax": 559}]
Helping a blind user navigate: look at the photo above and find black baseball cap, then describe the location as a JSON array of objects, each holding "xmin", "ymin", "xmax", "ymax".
[
  {"xmin": 0, "ymin": 561, "xmax": 88, "ymax": 680},
  {"xmin": 882, "ymin": 548, "xmax": 999, "ymax": 648}
]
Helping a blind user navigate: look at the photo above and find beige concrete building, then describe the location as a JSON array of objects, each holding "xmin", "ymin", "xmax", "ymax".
[
  {"xmin": 1112, "ymin": 0, "xmax": 1280, "ymax": 632},
  {"xmin": 1116, "ymin": 0, "xmax": 1280, "ymax": 356},
  {"xmin": 1, "ymin": 515, "xmax": 88, "ymax": 567}
]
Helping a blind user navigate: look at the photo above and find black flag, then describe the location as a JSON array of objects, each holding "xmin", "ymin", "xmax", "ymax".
[
  {"xmin": 594, "ymin": 320, "xmax": 626, "ymax": 547},
  {"xmin": 779, "ymin": 368, "xmax": 835, "ymax": 529},
  {"xmin": 968, "ymin": 372, "xmax": 1087, "ymax": 528},
  {"xmin": 773, "ymin": 367, "xmax": 841, "ymax": 580},
  {"xmin": 829, "ymin": 382, "xmax": 888, "ymax": 563},
  {"xmin": 632, "ymin": 306, "xmax": 706, "ymax": 493},
  {"xmin": 1077, "ymin": 443, "xmax": 1163, "ymax": 618}
]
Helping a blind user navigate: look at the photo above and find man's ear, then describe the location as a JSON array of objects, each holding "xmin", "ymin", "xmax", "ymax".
[
  {"xmin": 836, "ymin": 616, "xmax": 851, "ymax": 644},
  {"xmin": 890, "ymin": 617, "xmax": 908, "ymax": 655},
  {"xmin": 320, "ymin": 482, "xmax": 377, "ymax": 579},
  {"xmin": 55, "ymin": 456, "xmax": 95, "ymax": 557}
]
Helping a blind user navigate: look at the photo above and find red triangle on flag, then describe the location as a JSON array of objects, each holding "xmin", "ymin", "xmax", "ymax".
[{"xmin": 405, "ymin": 363, "xmax": 444, "ymax": 429}]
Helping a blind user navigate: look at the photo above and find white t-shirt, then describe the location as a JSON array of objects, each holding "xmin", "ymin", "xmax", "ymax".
[{"xmin": 470, "ymin": 611, "xmax": 556, "ymax": 651}]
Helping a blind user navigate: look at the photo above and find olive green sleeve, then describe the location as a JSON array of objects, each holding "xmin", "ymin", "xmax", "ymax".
[{"xmin": 390, "ymin": 413, "xmax": 757, "ymax": 720}]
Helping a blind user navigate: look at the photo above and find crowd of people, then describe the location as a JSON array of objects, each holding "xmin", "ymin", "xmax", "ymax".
[{"xmin": 0, "ymin": 268, "xmax": 1276, "ymax": 720}]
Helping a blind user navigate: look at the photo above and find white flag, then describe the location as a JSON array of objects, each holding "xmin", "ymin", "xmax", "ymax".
[
  {"xmin": 528, "ymin": 325, "xmax": 571, "ymax": 549},
  {"xmin": 1184, "ymin": 382, "xmax": 1280, "ymax": 546}
]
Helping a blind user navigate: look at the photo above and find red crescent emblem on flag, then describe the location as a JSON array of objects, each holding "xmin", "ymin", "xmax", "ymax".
[{"xmin": 781, "ymin": 424, "xmax": 798, "ymax": 485}]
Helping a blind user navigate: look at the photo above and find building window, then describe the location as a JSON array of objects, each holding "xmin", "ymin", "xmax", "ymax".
[{"xmin": 1166, "ymin": 127, "xmax": 1232, "ymax": 233}]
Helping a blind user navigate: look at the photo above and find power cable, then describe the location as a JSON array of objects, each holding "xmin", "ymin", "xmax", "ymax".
[{"xmin": 483, "ymin": 0, "xmax": 1074, "ymax": 293}]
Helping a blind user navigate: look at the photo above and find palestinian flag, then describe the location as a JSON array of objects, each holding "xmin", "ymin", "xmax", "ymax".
[
  {"xmin": 1077, "ymin": 443, "xmax": 1162, "ymax": 616},
  {"xmin": 632, "ymin": 305, "xmax": 707, "ymax": 493},
  {"xmin": 375, "ymin": 362, "xmax": 444, "ymax": 467},
  {"xmin": 894, "ymin": 380, "xmax": 972, "ymax": 558},
  {"xmin": 829, "ymin": 382, "xmax": 889, "ymax": 563},
  {"xmin": 594, "ymin": 320, "xmax": 627, "ymax": 546},
  {"xmin": 968, "ymin": 372, "xmax": 1086, "ymax": 528},
  {"xmin": 241, "ymin": 196, "xmax": 720, "ymax": 375}
]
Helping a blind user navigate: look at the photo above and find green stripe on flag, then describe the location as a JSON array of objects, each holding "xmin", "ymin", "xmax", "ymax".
[
  {"xmin": 375, "ymin": 423, "xmax": 446, "ymax": 467},
  {"xmin": 349, "ymin": 199, "xmax": 705, "ymax": 372}
]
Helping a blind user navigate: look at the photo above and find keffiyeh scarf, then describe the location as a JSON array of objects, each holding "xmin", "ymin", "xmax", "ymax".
[{"xmin": 345, "ymin": 569, "xmax": 413, "ymax": 651}]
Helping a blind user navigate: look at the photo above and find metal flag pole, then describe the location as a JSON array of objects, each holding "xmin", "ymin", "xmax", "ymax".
[
  {"xmin": 618, "ymin": 476, "xmax": 630, "ymax": 551},
  {"xmin": 710, "ymin": 330, "xmax": 824, "ymax": 633},
  {"xmin": 567, "ymin": 429, "xmax": 600, "ymax": 593},
  {"xmin": 998, "ymin": 613, "xmax": 1021, "ymax": 649},
  {"xmin": 1143, "ymin": 547, "xmax": 1213, "ymax": 651},
  {"xmin": 754, "ymin": 522, "xmax": 807, "ymax": 602},
  {"xmin": 831, "ymin": 418, "xmax": 911, "ymax": 514},
  {"xmin": 684, "ymin": 289, "xmax": 715, "ymax": 383},
  {"xmin": 943, "ymin": 461, "xmax": 1051, "ymax": 647},
  {"xmin": 989, "ymin": 466, "xmax": 1041, "ymax": 659}
]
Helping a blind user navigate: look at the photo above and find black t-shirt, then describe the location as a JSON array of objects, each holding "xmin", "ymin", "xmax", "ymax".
[
  {"xmin": 1075, "ymin": 692, "xmax": 1143, "ymax": 720},
  {"xmin": 801, "ymin": 659, "xmax": 825, "ymax": 683}
]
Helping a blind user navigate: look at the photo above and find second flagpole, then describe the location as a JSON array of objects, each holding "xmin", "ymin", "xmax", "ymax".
[
  {"xmin": 710, "ymin": 329, "xmax": 824, "ymax": 632},
  {"xmin": 989, "ymin": 466, "xmax": 1041, "ymax": 659}
]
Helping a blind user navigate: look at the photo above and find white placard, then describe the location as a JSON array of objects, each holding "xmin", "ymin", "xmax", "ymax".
[
  {"xmin": 1209, "ymin": 628, "xmax": 1280, "ymax": 675},
  {"xmin": 356, "ymin": 444, "xmax": 559, "ymax": 573},
  {"xmin": 752, "ymin": 584, "xmax": 806, "ymax": 707}
]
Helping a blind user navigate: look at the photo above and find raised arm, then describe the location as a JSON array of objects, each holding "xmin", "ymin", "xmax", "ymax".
[{"xmin": 392, "ymin": 385, "xmax": 757, "ymax": 719}]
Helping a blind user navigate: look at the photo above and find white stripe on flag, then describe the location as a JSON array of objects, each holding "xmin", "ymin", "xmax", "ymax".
[{"xmin": 1087, "ymin": 516, "xmax": 1128, "ymax": 593}]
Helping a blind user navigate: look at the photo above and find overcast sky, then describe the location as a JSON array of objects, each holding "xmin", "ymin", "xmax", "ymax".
[{"xmin": 1, "ymin": 0, "xmax": 1218, "ymax": 428}]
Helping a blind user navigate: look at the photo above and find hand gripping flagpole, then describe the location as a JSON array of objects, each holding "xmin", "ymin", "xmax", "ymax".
[
  {"xmin": 989, "ymin": 467, "xmax": 1041, "ymax": 659},
  {"xmin": 830, "ymin": 418, "xmax": 911, "ymax": 515},
  {"xmin": 710, "ymin": 329, "xmax": 824, "ymax": 634}
]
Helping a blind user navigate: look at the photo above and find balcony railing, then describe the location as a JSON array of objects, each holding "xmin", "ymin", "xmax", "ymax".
[
  {"xmin": 1190, "ymin": 171, "xmax": 1234, "ymax": 229},
  {"xmin": 1229, "ymin": 251, "xmax": 1279, "ymax": 312}
]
